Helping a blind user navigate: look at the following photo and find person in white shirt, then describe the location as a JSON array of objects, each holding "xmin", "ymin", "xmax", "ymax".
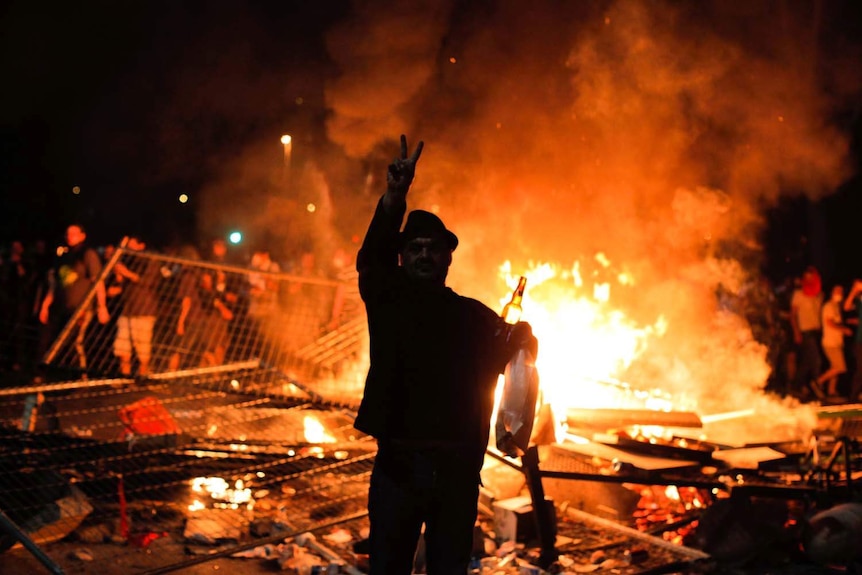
[{"xmin": 816, "ymin": 284, "xmax": 852, "ymax": 400}]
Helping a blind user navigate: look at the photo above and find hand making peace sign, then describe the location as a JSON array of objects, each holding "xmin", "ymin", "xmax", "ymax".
[{"xmin": 387, "ymin": 134, "xmax": 424, "ymax": 195}]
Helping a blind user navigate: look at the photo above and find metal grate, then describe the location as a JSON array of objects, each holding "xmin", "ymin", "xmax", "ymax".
[{"xmin": 0, "ymin": 247, "xmax": 374, "ymax": 573}]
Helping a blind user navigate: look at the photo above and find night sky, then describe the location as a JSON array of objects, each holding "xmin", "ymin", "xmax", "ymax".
[
  {"xmin": 1, "ymin": 1, "xmax": 346, "ymax": 250},
  {"xmin": 2, "ymin": 0, "xmax": 862, "ymax": 287}
]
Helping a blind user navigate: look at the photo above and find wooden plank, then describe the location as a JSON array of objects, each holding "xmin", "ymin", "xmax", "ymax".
[
  {"xmin": 566, "ymin": 408, "xmax": 703, "ymax": 429},
  {"xmin": 711, "ymin": 446, "xmax": 789, "ymax": 469},
  {"xmin": 555, "ymin": 439, "xmax": 700, "ymax": 471}
]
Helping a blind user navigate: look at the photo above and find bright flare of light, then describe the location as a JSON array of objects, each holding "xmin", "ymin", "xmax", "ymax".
[
  {"xmin": 593, "ymin": 283, "xmax": 610, "ymax": 302},
  {"xmin": 189, "ymin": 476, "xmax": 252, "ymax": 506},
  {"xmin": 280, "ymin": 135, "xmax": 292, "ymax": 145},
  {"xmin": 303, "ymin": 415, "xmax": 336, "ymax": 443},
  {"xmin": 178, "ymin": 194, "xmax": 189, "ymax": 203},
  {"xmin": 618, "ymin": 271, "xmax": 634, "ymax": 285},
  {"xmin": 72, "ymin": 186, "xmax": 81, "ymax": 195},
  {"xmin": 306, "ymin": 203, "xmax": 316, "ymax": 213},
  {"xmin": 228, "ymin": 231, "xmax": 242, "ymax": 244},
  {"xmin": 192, "ymin": 477, "xmax": 227, "ymax": 496},
  {"xmin": 496, "ymin": 258, "xmax": 670, "ymax": 440},
  {"xmin": 699, "ymin": 409, "xmax": 757, "ymax": 424}
]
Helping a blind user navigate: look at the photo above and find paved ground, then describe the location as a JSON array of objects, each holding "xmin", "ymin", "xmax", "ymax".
[{"xmin": 1, "ymin": 515, "xmax": 371, "ymax": 574}]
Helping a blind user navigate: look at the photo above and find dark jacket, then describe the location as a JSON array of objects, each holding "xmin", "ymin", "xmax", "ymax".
[
  {"xmin": 356, "ymin": 199, "xmax": 517, "ymax": 451},
  {"xmin": 52, "ymin": 243, "xmax": 102, "ymax": 312}
]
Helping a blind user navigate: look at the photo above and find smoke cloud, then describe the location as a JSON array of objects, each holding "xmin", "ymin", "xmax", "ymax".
[
  {"xmin": 323, "ymin": 0, "xmax": 860, "ymax": 436},
  {"xmin": 324, "ymin": 0, "xmax": 455, "ymax": 158}
]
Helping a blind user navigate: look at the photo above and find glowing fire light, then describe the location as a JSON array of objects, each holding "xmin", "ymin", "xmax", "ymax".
[
  {"xmin": 188, "ymin": 476, "xmax": 252, "ymax": 511},
  {"xmin": 499, "ymin": 260, "xmax": 667, "ymax": 423},
  {"xmin": 303, "ymin": 415, "xmax": 336, "ymax": 444}
]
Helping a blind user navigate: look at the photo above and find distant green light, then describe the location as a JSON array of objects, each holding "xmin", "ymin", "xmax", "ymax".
[{"xmin": 228, "ymin": 231, "xmax": 243, "ymax": 245}]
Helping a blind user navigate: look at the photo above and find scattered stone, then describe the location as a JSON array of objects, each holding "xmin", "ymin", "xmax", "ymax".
[
  {"xmin": 183, "ymin": 509, "xmax": 245, "ymax": 545},
  {"xmin": 70, "ymin": 547, "xmax": 94, "ymax": 561},
  {"xmin": 250, "ymin": 518, "xmax": 275, "ymax": 537},
  {"xmin": 589, "ymin": 549, "xmax": 606, "ymax": 563},
  {"xmin": 322, "ymin": 528, "xmax": 353, "ymax": 545},
  {"xmin": 76, "ymin": 523, "xmax": 113, "ymax": 544},
  {"xmin": 623, "ymin": 545, "xmax": 648, "ymax": 564}
]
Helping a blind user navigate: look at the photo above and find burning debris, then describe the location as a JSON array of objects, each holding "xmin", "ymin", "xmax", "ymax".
[{"xmin": 3, "ymin": 373, "xmax": 862, "ymax": 574}]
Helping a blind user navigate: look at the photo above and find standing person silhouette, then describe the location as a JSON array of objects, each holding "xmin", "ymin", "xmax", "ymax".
[
  {"xmin": 36, "ymin": 224, "xmax": 110, "ymax": 378},
  {"xmin": 356, "ymin": 135, "xmax": 537, "ymax": 573},
  {"xmin": 790, "ymin": 266, "xmax": 824, "ymax": 398}
]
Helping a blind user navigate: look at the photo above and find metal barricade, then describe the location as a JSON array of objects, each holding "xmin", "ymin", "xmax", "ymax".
[{"xmin": 0, "ymin": 247, "xmax": 374, "ymax": 573}]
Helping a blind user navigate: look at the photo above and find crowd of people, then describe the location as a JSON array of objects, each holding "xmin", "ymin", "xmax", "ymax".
[
  {"xmin": 735, "ymin": 265, "xmax": 862, "ymax": 404},
  {"xmin": 783, "ymin": 266, "xmax": 862, "ymax": 403},
  {"xmin": 0, "ymin": 139, "xmax": 858, "ymax": 571},
  {"xmin": 1, "ymin": 222, "xmax": 861, "ymax": 405},
  {"xmin": 0, "ymin": 226, "xmax": 356, "ymax": 383}
]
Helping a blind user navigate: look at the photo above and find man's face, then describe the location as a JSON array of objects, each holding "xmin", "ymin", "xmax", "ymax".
[
  {"xmin": 400, "ymin": 237, "xmax": 451, "ymax": 284},
  {"xmin": 66, "ymin": 226, "xmax": 86, "ymax": 247},
  {"xmin": 832, "ymin": 286, "xmax": 844, "ymax": 302}
]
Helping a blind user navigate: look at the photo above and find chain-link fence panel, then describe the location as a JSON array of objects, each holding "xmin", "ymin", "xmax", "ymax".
[
  {"xmin": 0, "ymin": 247, "xmax": 375, "ymax": 573},
  {"xmin": 44, "ymin": 248, "xmax": 368, "ymax": 400}
]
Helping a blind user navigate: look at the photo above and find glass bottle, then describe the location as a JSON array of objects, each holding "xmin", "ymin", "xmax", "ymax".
[{"xmin": 501, "ymin": 276, "xmax": 527, "ymax": 325}]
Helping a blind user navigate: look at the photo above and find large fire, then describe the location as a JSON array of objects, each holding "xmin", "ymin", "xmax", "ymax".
[
  {"xmin": 496, "ymin": 254, "xmax": 815, "ymax": 447},
  {"xmin": 323, "ymin": 242, "xmax": 817, "ymax": 448},
  {"xmin": 499, "ymin": 259, "xmax": 668, "ymax": 410}
]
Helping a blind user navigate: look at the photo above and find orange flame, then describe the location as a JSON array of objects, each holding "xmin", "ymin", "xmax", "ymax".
[
  {"xmin": 499, "ymin": 259, "xmax": 671, "ymax": 434},
  {"xmin": 303, "ymin": 415, "xmax": 336, "ymax": 444},
  {"xmin": 497, "ymin": 252, "xmax": 817, "ymax": 446}
]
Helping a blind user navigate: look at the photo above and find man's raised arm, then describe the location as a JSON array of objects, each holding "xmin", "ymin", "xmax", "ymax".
[{"xmin": 357, "ymin": 135, "xmax": 424, "ymax": 286}]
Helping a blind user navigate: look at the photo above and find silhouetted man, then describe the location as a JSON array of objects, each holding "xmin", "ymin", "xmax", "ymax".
[{"xmin": 356, "ymin": 135, "xmax": 537, "ymax": 573}]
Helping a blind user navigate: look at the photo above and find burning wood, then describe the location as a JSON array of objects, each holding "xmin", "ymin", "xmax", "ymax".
[
  {"xmin": 566, "ymin": 407, "xmax": 703, "ymax": 431},
  {"xmin": 553, "ymin": 439, "xmax": 701, "ymax": 473},
  {"xmin": 710, "ymin": 446, "xmax": 789, "ymax": 470}
]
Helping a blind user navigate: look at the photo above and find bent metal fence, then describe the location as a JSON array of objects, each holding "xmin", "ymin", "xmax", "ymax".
[{"xmin": 0, "ymin": 245, "xmax": 374, "ymax": 573}]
